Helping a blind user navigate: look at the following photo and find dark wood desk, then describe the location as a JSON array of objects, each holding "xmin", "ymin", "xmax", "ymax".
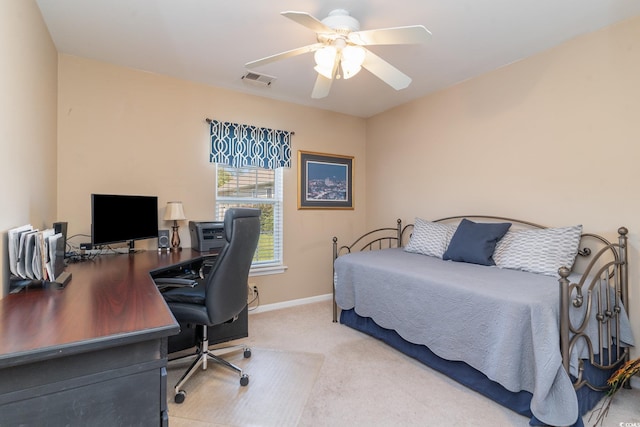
[{"xmin": 0, "ymin": 249, "xmax": 207, "ymax": 426}]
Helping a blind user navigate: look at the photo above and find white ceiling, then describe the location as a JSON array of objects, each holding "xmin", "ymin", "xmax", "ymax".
[{"xmin": 35, "ymin": 0, "xmax": 640, "ymax": 118}]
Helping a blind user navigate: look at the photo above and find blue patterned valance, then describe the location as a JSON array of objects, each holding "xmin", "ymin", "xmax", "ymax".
[{"xmin": 209, "ymin": 119, "xmax": 292, "ymax": 169}]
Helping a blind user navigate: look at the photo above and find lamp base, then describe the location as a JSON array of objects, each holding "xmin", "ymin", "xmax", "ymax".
[{"xmin": 170, "ymin": 223, "xmax": 182, "ymax": 253}]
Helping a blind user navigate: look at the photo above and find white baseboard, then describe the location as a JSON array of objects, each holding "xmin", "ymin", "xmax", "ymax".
[{"xmin": 249, "ymin": 293, "xmax": 332, "ymax": 314}]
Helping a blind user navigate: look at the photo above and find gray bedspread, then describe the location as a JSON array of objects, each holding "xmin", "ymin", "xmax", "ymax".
[{"xmin": 334, "ymin": 248, "xmax": 634, "ymax": 427}]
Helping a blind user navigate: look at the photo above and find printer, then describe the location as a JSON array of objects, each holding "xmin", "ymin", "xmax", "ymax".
[{"xmin": 189, "ymin": 221, "xmax": 225, "ymax": 252}]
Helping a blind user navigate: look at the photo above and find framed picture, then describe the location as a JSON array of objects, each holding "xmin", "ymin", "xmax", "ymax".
[{"xmin": 298, "ymin": 151, "xmax": 354, "ymax": 209}]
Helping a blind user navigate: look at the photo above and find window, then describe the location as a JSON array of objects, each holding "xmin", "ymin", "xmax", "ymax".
[{"xmin": 216, "ymin": 164, "xmax": 284, "ymax": 274}]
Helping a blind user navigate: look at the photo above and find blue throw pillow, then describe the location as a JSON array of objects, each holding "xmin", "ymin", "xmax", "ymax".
[{"xmin": 443, "ymin": 219, "xmax": 511, "ymax": 266}]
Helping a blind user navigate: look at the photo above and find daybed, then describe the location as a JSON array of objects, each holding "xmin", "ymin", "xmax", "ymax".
[{"xmin": 332, "ymin": 216, "xmax": 634, "ymax": 427}]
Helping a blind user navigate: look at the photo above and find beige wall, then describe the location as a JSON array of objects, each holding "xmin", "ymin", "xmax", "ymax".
[
  {"xmin": 57, "ymin": 55, "xmax": 367, "ymax": 305},
  {"xmin": 366, "ymin": 16, "xmax": 640, "ymax": 356},
  {"xmin": 0, "ymin": 0, "xmax": 58, "ymax": 296}
]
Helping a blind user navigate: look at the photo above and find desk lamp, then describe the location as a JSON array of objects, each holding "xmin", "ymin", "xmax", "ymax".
[{"xmin": 164, "ymin": 201, "xmax": 186, "ymax": 252}]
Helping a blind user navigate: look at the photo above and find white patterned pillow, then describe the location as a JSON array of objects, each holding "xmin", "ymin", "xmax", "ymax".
[
  {"xmin": 493, "ymin": 225, "xmax": 583, "ymax": 277},
  {"xmin": 404, "ymin": 218, "xmax": 458, "ymax": 259}
]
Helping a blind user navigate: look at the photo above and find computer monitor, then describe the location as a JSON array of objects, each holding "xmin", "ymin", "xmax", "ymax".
[{"xmin": 91, "ymin": 194, "xmax": 159, "ymax": 249}]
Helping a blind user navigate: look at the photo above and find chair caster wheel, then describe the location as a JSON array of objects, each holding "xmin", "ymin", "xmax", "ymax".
[
  {"xmin": 240, "ymin": 374, "xmax": 249, "ymax": 386},
  {"xmin": 174, "ymin": 390, "xmax": 186, "ymax": 404},
  {"xmin": 244, "ymin": 348, "xmax": 251, "ymax": 358}
]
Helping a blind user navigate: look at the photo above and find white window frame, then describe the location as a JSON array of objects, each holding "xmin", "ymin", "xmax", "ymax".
[{"xmin": 215, "ymin": 165, "xmax": 286, "ymax": 276}]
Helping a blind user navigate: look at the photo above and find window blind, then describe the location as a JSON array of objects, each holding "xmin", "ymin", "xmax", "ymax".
[{"xmin": 216, "ymin": 165, "xmax": 283, "ymax": 267}]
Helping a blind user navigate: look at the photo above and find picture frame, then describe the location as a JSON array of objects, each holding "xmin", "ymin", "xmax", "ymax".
[{"xmin": 298, "ymin": 150, "xmax": 354, "ymax": 210}]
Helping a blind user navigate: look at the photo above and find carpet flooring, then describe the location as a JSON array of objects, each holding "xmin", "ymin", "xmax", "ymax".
[
  {"xmin": 167, "ymin": 299, "xmax": 639, "ymax": 427},
  {"xmin": 167, "ymin": 348, "xmax": 323, "ymax": 427}
]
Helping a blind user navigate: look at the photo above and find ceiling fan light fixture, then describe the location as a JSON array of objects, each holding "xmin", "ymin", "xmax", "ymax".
[
  {"xmin": 314, "ymin": 45, "xmax": 338, "ymax": 78},
  {"xmin": 314, "ymin": 64, "xmax": 334, "ymax": 79},
  {"xmin": 341, "ymin": 62, "xmax": 362, "ymax": 79},
  {"xmin": 342, "ymin": 45, "xmax": 365, "ymax": 64},
  {"xmin": 340, "ymin": 45, "xmax": 365, "ymax": 79},
  {"xmin": 314, "ymin": 46, "xmax": 337, "ymax": 68}
]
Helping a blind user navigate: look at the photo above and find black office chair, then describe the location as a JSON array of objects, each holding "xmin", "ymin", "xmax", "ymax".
[{"xmin": 161, "ymin": 208, "xmax": 260, "ymax": 404}]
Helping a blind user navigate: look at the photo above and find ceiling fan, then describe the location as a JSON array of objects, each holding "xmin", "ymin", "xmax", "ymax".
[{"xmin": 245, "ymin": 9, "xmax": 432, "ymax": 99}]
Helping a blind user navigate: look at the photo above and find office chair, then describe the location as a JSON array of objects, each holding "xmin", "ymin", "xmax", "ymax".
[{"xmin": 160, "ymin": 208, "xmax": 260, "ymax": 404}]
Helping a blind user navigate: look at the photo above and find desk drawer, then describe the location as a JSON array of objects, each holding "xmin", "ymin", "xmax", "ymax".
[{"xmin": 0, "ymin": 339, "xmax": 168, "ymax": 426}]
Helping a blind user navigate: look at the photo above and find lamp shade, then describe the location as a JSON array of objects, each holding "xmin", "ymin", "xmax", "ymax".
[
  {"xmin": 314, "ymin": 45, "xmax": 337, "ymax": 68},
  {"xmin": 340, "ymin": 61, "xmax": 362, "ymax": 79},
  {"xmin": 342, "ymin": 45, "xmax": 365, "ymax": 64},
  {"xmin": 340, "ymin": 45, "xmax": 365, "ymax": 79},
  {"xmin": 314, "ymin": 64, "xmax": 335, "ymax": 79},
  {"xmin": 164, "ymin": 201, "xmax": 186, "ymax": 221},
  {"xmin": 314, "ymin": 46, "xmax": 337, "ymax": 79}
]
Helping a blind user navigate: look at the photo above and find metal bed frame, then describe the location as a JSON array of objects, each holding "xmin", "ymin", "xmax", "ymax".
[{"xmin": 332, "ymin": 215, "xmax": 630, "ymax": 391}]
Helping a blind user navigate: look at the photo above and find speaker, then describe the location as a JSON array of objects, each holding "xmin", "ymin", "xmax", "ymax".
[
  {"xmin": 158, "ymin": 229, "xmax": 170, "ymax": 250},
  {"xmin": 53, "ymin": 222, "xmax": 68, "ymax": 258}
]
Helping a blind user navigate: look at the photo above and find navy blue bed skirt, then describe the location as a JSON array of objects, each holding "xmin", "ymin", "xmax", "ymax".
[{"xmin": 340, "ymin": 308, "xmax": 612, "ymax": 427}]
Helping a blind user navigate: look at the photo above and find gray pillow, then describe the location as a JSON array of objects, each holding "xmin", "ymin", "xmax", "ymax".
[
  {"xmin": 404, "ymin": 218, "xmax": 457, "ymax": 259},
  {"xmin": 493, "ymin": 225, "xmax": 583, "ymax": 277}
]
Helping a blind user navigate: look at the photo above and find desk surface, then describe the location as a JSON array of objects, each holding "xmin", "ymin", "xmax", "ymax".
[{"xmin": 0, "ymin": 249, "xmax": 208, "ymax": 368}]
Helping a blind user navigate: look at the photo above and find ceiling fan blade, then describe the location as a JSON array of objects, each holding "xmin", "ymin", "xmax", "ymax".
[
  {"xmin": 361, "ymin": 48, "xmax": 412, "ymax": 90},
  {"xmin": 281, "ymin": 11, "xmax": 333, "ymax": 34},
  {"xmin": 349, "ymin": 25, "xmax": 432, "ymax": 46},
  {"xmin": 245, "ymin": 43, "xmax": 324, "ymax": 69},
  {"xmin": 311, "ymin": 74, "xmax": 333, "ymax": 99}
]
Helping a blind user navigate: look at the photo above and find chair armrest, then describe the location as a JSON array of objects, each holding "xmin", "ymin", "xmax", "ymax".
[{"xmin": 154, "ymin": 277, "xmax": 198, "ymax": 291}]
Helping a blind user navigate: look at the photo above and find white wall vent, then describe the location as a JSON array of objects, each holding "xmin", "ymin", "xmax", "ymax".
[{"xmin": 242, "ymin": 71, "xmax": 276, "ymax": 86}]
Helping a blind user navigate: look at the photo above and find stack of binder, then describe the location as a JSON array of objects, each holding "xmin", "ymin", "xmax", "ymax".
[{"xmin": 8, "ymin": 224, "xmax": 69, "ymax": 292}]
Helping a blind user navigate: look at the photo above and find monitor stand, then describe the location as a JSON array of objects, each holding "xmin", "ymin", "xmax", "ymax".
[{"xmin": 128, "ymin": 240, "xmax": 135, "ymax": 253}]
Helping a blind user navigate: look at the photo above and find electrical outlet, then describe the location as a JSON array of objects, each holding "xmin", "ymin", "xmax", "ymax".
[
  {"xmin": 248, "ymin": 283, "xmax": 259, "ymax": 300},
  {"xmin": 248, "ymin": 283, "xmax": 258, "ymax": 300}
]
